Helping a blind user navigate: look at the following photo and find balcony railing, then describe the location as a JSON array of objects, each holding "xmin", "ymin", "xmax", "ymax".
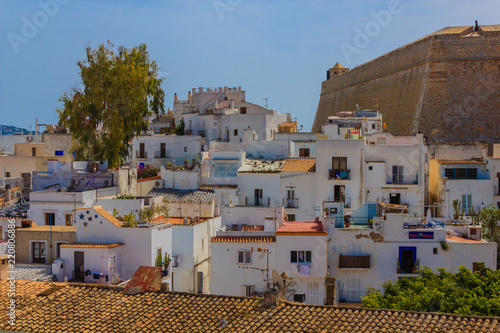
[
  {"xmin": 245, "ymin": 197, "xmax": 270, "ymax": 207},
  {"xmin": 284, "ymin": 198, "xmax": 299, "ymax": 208},
  {"xmin": 154, "ymin": 151, "xmax": 168, "ymax": 158},
  {"xmin": 329, "ymin": 169, "xmax": 350, "ymax": 180},
  {"xmin": 135, "ymin": 151, "xmax": 147, "ymax": 159},
  {"xmin": 386, "ymin": 174, "xmax": 418, "ymax": 185},
  {"xmin": 397, "ymin": 258, "xmax": 419, "ymax": 274},
  {"xmin": 339, "ymin": 254, "xmax": 370, "ymax": 269}
]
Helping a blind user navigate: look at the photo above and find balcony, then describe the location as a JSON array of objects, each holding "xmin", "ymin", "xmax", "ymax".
[
  {"xmin": 135, "ymin": 151, "xmax": 148, "ymax": 159},
  {"xmin": 245, "ymin": 197, "xmax": 270, "ymax": 207},
  {"xmin": 397, "ymin": 258, "xmax": 419, "ymax": 274},
  {"xmin": 329, "ymin": 169, "xmax": 350, "ymax": 180},
  {"xmin": 386, "ymin": 174, "xmax": 418, "ymax": 185},
  {"xmin": 339, "ymin": 254, "xmax": 370, "ymax": 269},
  {"xmin": 284, "ymin": 198, "xmax": 299, "ymax": 208},
  {"xmin": 154, "ymin": 151, "xmax": 167, "ymax": 159}
]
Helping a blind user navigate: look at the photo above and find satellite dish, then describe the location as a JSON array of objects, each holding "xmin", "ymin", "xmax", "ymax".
[
  {"xmin": 203, "ymin": 145, "xmax": 208, "ymax": 151},
  {"xmin": 272, "ymin": 269, "xmax": 285, "ymax": 290}
]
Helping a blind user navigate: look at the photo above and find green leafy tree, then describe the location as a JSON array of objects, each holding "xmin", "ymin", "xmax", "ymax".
[
  {"xmin": 174, "ymin": 118, "xmax": 185, "ymax": 135},
  {"xmin": 57, "ymin": 42, "xmax": 165, "ymax": 167},
  {"xmin": 480, "ymin": 204, "xmax": 500, "ymax": 243},
  {"xmin": 362, "ymin": 266, "xmax": 500, "ymax": 316}
]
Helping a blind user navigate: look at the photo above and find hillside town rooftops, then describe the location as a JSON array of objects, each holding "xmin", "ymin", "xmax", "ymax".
[
  {"xmin": 148, "ymin": 188, "xmax": 215, "ymax": 204},
  {"xmin": 1, "ymin": 280, "xmax": 499, "ymax": 333}
]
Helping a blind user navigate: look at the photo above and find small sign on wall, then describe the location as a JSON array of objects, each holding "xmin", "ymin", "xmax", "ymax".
[{"xmin": 409, "ymin": 231, "xmax": 434, "ymax": 239}]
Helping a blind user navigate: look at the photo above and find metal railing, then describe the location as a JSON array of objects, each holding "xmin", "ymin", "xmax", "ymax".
[
  {"xmin": 135, "ymin": 151, "xmax": 147, "ymax": 159},
  {"xmin": 386, "ymin": 174, "xmax": 418, "ymax": 185},
  {"xmin": 329, "ymin": 169, "xmax": 350, "ymax": 180},
  {"xmin": 339, "ymin": 254, "xmax": 370, "ymax": 269},
  {"xmin": 283, "ymin": 198, "xmax": 299, "ymax": 208},
  {"xmin": 245, "ymin": 197, "xmax": 270, "ymax": 207}
]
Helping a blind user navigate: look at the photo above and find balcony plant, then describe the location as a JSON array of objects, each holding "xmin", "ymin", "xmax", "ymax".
[
  {"xmin": 163, "ymin": 253, "xmax": 171, "ymax": 276},
  {"xmin": 344, "ymin": 214, "xmax": 351, "ymax": 228},
  {"xmin": 155, "ymin": 254, "xmax": 162, "ymax": 268}
]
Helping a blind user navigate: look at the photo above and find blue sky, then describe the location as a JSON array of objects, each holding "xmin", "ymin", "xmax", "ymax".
[{"xmin": 1, "ymin": 0, "xmax": 498, "ymax": 131}]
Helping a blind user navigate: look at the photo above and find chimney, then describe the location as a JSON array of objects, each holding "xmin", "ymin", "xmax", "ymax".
[
  {"xmin": 262, "ymin": 290, "xmax": 281, "ymax": 307},
  {"xmin": 5, "ymin": 184, "xmax": 11, "ymax": 202},
  {"xmin": 475, "ymin": 20, "xmax": 479, "ymax": 32}
]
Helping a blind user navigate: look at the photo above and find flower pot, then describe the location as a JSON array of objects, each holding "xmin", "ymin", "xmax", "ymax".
[{"xmin": 162, "ymin": 270, "xmax": 169, "ymax": 277}]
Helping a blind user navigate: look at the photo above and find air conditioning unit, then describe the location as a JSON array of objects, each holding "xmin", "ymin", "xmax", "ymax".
[
  {"xmin": 71, "ymin": 179, "xmax": 80, "ymax": 185},
  {"xmin": 154, "ymin": 181, "xmax": 161, "ymax": 187},
  {"xmin": 26, "ymin": 136, "xmax": 33, "ymax": 142}
]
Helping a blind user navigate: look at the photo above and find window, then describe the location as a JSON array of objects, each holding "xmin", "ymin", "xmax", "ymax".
[
  {"xmin": 390, "ymin": 193, "xmax": 401, "ymax": 205},
  {"xmin": 368, "ymin": 166, "xmax": 373, "ymax": 171},
  {"xmin": 287, "ymin": 214, "xmax": 296, "ymax": 222},
  {"xmin": 240, "ymin": 107, "xmax": 247, "ymax": 114},
  {"xmin": 32, "ymin": 147, "xmax": 36, "ymax": 156},
  {"xmin": 184, "ymin": 147, "xmax": 187, "ymax": 152},
  {"xmin": 45, "ymin": 213, "xmax": 55, "ymax": 226},
  {"xmin": 399, "ymin": 247, "xmax": 416, "ymax": 273},
  {"xmin": 392, "ymin": 165, "xmax": 404, "ymax": 184},
  {"xmin": 56, "ymin": 242, "xmax": 66, "ymax": 258},
  {"xmin": 372, "ymin": 124, "xmax": 376, "ymax": 129},
  {"xmin": 461, "ymin": 194, "xmax": 472, "ymax": 214},
  {"xmin": 334, "ymin": 185, "xmax": 345, "ymax": 202},
  {"xmin": 234, "ymin": 129, "xmax": 238, "ymax": 136},
  {"xmin": 197, "ymin": 272, "xmax": 203, "ymax": 293},
  {"xmin": 5, "ymin": 172, "xmax": 10, "ymax": 178},
  {"xmin": 377, "ymin": 138, "xmax": 386, "ymax": 144},
  {"xmin": 160, "ymin": 143, "xmax": 166, "ymax": 158},
  {"xmin": 346, "ymin": 278, "xmax": 362, "ymax": 301},
  {"xmin": 329, "ymin": 207, "xmax": 338, "ymax": 214},
  {"xmin": 291, "ymin": 251, "xmax": 311, "ymax": 263},
  {"xmin": 139, "ymin": 143, "xmax": 145, "ymax": 159},
  {"xmin": 65, "ymin": 214, "xmax": 73, "ymax": 226},
  {"xmin": 433, "ymin": 247, "xmax": 438, "ymax": 255},
  {"xmin": 307, "ymin": 282, "xmax": 319, "ymax": 304},
  {"xmin": 215, "ymin": 162, "xmax": 238, "ymax": 177},
  {"xmin": 332, "ymin": 157, "xmax": 347, "ymax": 173},
  {"xmin": 293, "ymin": 293, "xmax": 305, "ymax": 302},
  {"xmin": 299, "ymin": 148, "xmax": 310, "ymax": 157},
  {"xmin": 0, "ymin": 226, "xmax": 3, "ymax": 240},
  {"xmin": 201, "ymin": 239, "xmax": 204, "ymax": 251},
  {"xmin": 237, "ymin": 249, "xmax": 251, "ymax": 264},
  {"xmin": 444, "ymin": 168, "xmax": 478, "ymax": 179},
  {"xmin": 32, "ymin": 242, "xmax": 46, "ymax": 263},
  {"xmin": 242, "ymin": 285, "xmax": 255, "ymax": 297},
  {"xmin": 254, "ymin": 189, "xmax": 263, "ymax": 206}
]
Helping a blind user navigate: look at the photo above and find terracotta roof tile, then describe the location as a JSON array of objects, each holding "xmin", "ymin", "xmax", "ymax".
[
  {"xmin": 60, "ymin": 242, "xmax": 124, "ymax": 249},
  {"xmin": 211, "ymin": 236, "xmax": 276, "ymax": 242},
  {"xmin": 1, "ymin": 281, "xmax": 499, "ymax": 332},
  {"xmin": 282, "ymin": 158, "xmax": 316, "ymax": 172},
  {"xmin": 241, "ymin": 225, "xmax": 264, "ymax": 231},
  {"xmin": 438, "ymin": 159, "xmax": 486, "ymax": 165},
  {"xmin": 276, "ymin": 221, "xmax": 326, "ymax": 235},
  {"xmin": 199, "ymin": 184, "xmax": 238, "ymax": 190}
]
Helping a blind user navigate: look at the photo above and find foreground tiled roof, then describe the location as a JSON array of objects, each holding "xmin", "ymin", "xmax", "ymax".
[
  {"xmin": 60, "ymin": 242, "xmax": 124, "ymax": 249},
  {"xmin": 281, "ymin": 158, "xmax": 316, "ymax": 172},
  {"xmin": 148, "ymin": 188, "xmax": 215, "ymax": 204},
  {"xmin": 1, "ymin": 280, "xmax": 499, "ymax": 333},
  {"xmin": 211, "ymin": 236, "xmax": 276, "ymax": 243},
  {"xmin": 438, "ymin": 159, "xmax": 486, "ymax": 165}
]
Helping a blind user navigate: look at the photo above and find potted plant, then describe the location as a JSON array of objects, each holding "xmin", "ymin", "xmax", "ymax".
[
  {"xmin": 344, "ymin": 214, "xmax": 351, "ymax": 228},
  {"xmin": 324, "ymin": 208, "xmax": 329, "ymax": 216},
  {"xmin": 155, "ymin": 254, "xmax": 163, "ymax": 269}
]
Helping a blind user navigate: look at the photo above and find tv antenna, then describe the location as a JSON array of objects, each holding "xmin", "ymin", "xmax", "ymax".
[{"xmin": 262, "ymin": 98, "xmax": 268, "ymax": 109}]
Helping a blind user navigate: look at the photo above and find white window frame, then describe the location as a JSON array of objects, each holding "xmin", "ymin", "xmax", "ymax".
[
  {"xmin": 237, "ymin": 249, "xmax": 252, "ymax": 264},
  {"xmin": 291, "ymin": 250, "xmax": 311, "ymax": 263}
]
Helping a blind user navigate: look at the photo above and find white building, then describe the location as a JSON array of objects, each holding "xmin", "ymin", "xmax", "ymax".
[
  {"xmin": 275, "ymin": 220, "xmax": 328, "ymax": 304},
  {"xmin": 174, "ymin": 86, "xmax": 291, "ymax": 144},
  {"xmin": 326, "ymin": 212, "xmax": 497, "ymax": 302},
  {"xmin": 60, "ymin": 206, "xmax": 173, "ymax": 285}
]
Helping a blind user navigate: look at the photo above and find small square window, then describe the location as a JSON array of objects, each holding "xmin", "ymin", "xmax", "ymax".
[
  {"xmin": 433, "ymin": 247, "xmax": 438, "ymax": 255},
  {"xmin": 293, "ymin": 294, "xmax": 305, "ymax": 302},
  {"xmin": 238, "ymin": 250, "xmax": 251, "ymax": 264},
  {"xmin": 368, "ymin": 166, "xmax": 373, "ymax": 171},
  {"xmin": 6, "ymin": 172, "xmax": 10, "ymax": 178}
]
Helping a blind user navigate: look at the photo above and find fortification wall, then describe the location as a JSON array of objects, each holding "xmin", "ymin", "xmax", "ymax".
[{"xmin": 313, "ymin": 25, "xmax": 500, "ymax": 148}]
